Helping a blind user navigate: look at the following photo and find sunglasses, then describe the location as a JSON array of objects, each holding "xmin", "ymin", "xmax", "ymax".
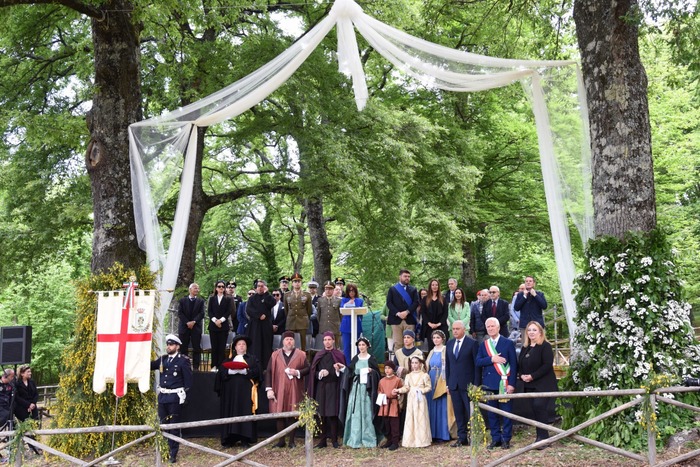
[
  {"xmin": 216, "ymin": 285, "xmax": 225, "ymax": 289},
  {"xmin": 248, "ymin": 292, "xmax": 254, "ymax": 296}
]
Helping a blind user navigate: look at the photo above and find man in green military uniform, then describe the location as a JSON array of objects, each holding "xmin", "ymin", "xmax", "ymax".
[
  {"xmin": 283, "ymin": 272, "xmax": 313, "ymax": 351},
  {"xmin": 316, "ymin": 281, "xmax": 342, "ymax": 347}
]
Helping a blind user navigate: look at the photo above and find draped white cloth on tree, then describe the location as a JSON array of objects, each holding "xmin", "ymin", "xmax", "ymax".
[{"xmin": 128, "ymin": 0, "xmax": 592, "ymax": 345}]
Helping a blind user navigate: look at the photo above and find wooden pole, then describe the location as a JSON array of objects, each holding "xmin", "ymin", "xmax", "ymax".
[
  {"xmin": 305, "ymin": 423, "xmax": 313, "ymax": 467},
  {"xmin": 647, "ymin": 393, "xmax": 657, "ymax": 466}
]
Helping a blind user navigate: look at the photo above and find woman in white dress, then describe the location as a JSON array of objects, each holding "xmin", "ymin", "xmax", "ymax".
[{"xmin": 395, "ymin": 355, "xmax": 432, "ymax": 447}]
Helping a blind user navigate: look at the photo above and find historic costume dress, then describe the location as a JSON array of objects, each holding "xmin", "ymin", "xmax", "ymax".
[
  {"xmin": 340, "ymin": 354, "xmax": 379, "ymax": 448},
  {"xmin": 214, "ymin": 353, "xmax": 260, "ymax": 446},
  {"xmin": 426, "ymin": 347, "xmax": 452, "ymax": 441},
  {"xmin": 398, "ymin": 370, "xmax": 432, "ymax": 447},
  {"xmin": 308, "ymin": 346, "xmax": 346, "ymax": 445}
]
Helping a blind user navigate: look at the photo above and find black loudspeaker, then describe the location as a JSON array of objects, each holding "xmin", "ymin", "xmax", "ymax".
[{"xmin": 0, "ymin": 326, "xmax": 32, "ymax": 365}]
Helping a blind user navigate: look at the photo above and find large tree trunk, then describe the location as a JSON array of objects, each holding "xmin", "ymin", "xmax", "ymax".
[
  {"xmin": 460, "ymin": 238, "xmax": 477, "ymax": 297},
  {"xmin": 305, "ymin": 197, "xmax": 332, "ymax": 286},
  {"xmin": 85, "ymin": 2, "xmax": 144, "ymax": 273},
  {"xmin": 574, "ymin": 0, "xmax": 656, "ymax": 238}
]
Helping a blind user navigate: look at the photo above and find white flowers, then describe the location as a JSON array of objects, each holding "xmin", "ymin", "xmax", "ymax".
[
  {"xmin": 590, "ymin": 255, "xmax": 609, "ymax": 276},
  {"xmin": 641, "ymin": 257, "xmax": 653, "ymax": 266},
  {"xmin": 615, "ymin": 261, "xmax": 626, "ymax": 274},
  {"xmin": 635, "ymin": 275, "xmax": 651, "ymax": 284}
]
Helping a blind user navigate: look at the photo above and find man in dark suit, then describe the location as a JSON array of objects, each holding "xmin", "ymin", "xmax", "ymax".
[
  {"xmin": 514, "ymin": 275, "xmax": 548, "ymax": 330},
  {"xmin": 477, "ymin": 317, "xmax": 517, "ymax": 450},
  {"xmin": 443, "ymin": 278, "xmax": 458, "ymax": 304},
  {"xmin": 271, "ymin": 289, "xmax": 286, "ymax": 337},
  {"xmin": 178, "ymin": 283, "xmax": 205, "ymax": 371},
  {"xmin": 385, "ymin": 269, "xmax": 420, "ymax": 351},
  {"xmin": 445, "ymin": 320, "xmax": 480, "ymax": 447},
  {"xmin": 484, "ymin": 286, "xmax": 510, "ymax": 338}
]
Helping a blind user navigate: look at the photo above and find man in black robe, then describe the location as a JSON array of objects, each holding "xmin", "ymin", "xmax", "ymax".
[
  {"xmin": 245, "ymin": 279, "xmax": 276, "ymax": 369},
  {"xmin": 308, "ymin": 332, "xmax": 346, "ymax": 448}
]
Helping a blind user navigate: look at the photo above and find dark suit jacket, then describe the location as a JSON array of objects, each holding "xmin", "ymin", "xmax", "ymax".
[
  {"xmin": 483, "ymin": 299, "xmax": 510, "ymax": 337},
  {"xmin": 476, "ymin": 336, "xmax": 517, "ymax": 391},
  {"xmin": 271, "ymin": 302, "xmax": 286, "ymax": 335},
  {"xmin": 207, "ymin": 295, "xmax": 232, "ymax": 333},
  {"xmin": 386, "ymin": 283, "xmax": 420, "ymax": 325},
  {"xmin": 514, "ymin": 291, "xmax": 547, "ymax": 328},
  {"xmin": 445, "ymin": 336, "xmax": 480, "ymax": 390},
  {"xmin": 443, "ymin": 290, "xmax": 456, "ymax": 304},
  {"xmin": 178, "ymin": 296, "xmax": 205, "ymax": 334},
  {"xmin": 517, "ymin": 341, "xmax": 558, "ymax": 392}
]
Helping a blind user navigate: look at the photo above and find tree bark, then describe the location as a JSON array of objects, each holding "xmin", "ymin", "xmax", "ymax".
[
  {"xmin": 85, "ymin": 1, "xmax": 145, "ymax": 273},
  {"xmin": 574, "ymin": 0, "xmax": 656, "ymax": 238},
  {"xmin": 460, "ymin": 237, "xmax": 477, "ymax": 297},
  {"xmin": 305, "ymin": 197, "xmax": 332, "ymax": 286}
]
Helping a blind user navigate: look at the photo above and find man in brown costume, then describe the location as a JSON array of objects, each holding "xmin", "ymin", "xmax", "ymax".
[{"xmin": 265, "ymin": 331, "xmax": 310, "ymax": 448}]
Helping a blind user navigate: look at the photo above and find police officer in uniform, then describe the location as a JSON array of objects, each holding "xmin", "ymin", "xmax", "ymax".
[
  {"xmin": 283, "ymin": 272, "xmax": 312, "ymax": 351},
  {"xmin": 151, "ymin": 334, "xmax": 193, "ymax": 463}
]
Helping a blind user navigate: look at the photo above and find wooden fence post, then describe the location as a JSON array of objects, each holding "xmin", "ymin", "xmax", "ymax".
[
  {"xmin": 647, "ymin": 393, "xmax": 657, "ymax": 466},
  {"xmin": 305, "ymin": 424, "xmax": 313, "ymax": 467}
]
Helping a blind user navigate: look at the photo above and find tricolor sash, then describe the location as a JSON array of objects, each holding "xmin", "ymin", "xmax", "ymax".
[{"xmin": 484, "ymin": 338, "xmax": 510, "ymax": 396}]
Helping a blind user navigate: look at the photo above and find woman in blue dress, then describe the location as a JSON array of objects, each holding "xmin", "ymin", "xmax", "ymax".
[
  {"xmin": 425, "ymin": 330, "xmax": 452, "ymax": 441},
  {"xmin": 340, "ymin": 284, "xmax": 364, "ymax": 364}
]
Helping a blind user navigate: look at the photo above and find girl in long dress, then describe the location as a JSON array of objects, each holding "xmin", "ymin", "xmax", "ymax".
[
  {"xmin": 340, "ymin": 337, "xmax": 380, "ymax": 448},
  {"xmin": 396, "ymin": 355, "xmax": 432, "ymax": 448},
  {"xmin": 425, "ymin": 330, "xmax": 452, "ymax": 441}
]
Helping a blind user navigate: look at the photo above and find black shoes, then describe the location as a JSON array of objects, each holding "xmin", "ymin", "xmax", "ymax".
[
  {"xmin": 501, "ymin": 441, "xmax": 511, "ymax": 449},
  {"xmin": 274, "ymin": 439, "xmax": 286, "ymax": 448},
  {"xmin": 288, "ymin": 440, "xmax": 297, "ymax": 449},
  {"xmin": 535, "ymin": 437, "xmax": 550, "ymax": 450},
  {"xmin": 388, "ymin": 444, "xmax": 399, "ymax": 451},
  {"xmin": 314, "ymin": 440, "xmax": 327, "ymax": 449},
  {"xmin": 487, "ymin": 440, "xmax": 502, "ymax": 450},
  {"xmin": 451, "ymin": 439, "xmax": 469, "ymax": 447},
  {"xmin": 332, "ymin": 441, "xmax": 340, "ymax": 448},
  {"xmin": 380, "ymin": 442, "xmax": 392, "ymax": 449}
]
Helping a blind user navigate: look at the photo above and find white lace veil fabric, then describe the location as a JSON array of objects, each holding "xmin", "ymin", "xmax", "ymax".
[{"xmin": 129, "ymin": 0, "xmax": 592, "ymax": 345}]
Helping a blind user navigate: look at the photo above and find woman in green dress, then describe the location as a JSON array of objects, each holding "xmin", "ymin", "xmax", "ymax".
[
  {"xmin": 339, "ymin": 337, "xmax": 381, "ymax": 447},
  {"xmin": 447, "ymin": 288, "xmax": 469, "ymax": 338}
]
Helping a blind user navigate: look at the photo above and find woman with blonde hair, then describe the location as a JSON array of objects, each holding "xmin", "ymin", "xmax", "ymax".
[{"xmin": 517, "ymin": 321, "xmax": 558, "ymax": 447}]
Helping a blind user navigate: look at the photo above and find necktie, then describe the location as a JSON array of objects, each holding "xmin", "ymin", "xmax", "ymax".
[
  {"xmin": 492, "ymin": 302, "xmax": 497, "ymax": 317},
  {"xmin": 454, "ymin": 340, "xmax": 461, "ymax": 358}
]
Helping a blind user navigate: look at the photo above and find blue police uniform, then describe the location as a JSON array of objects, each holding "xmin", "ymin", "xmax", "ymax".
[{"xmin": 151, "ymin": 352, "xmax": 193, "ymax": 462}]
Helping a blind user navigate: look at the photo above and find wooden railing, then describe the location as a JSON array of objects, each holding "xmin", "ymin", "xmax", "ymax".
[
  {"xmin": 471, "ymin": 385, "xmax": 700, "ymax": 467},
  {"xmin": 4, "ymin": 411, "xmax": 312, "ymax": 467}
]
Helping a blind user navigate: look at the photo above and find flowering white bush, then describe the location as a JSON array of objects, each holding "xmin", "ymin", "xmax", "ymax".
[{"xmin": 560, "ymin": 230, "xmax": 700, "ymax": 450}]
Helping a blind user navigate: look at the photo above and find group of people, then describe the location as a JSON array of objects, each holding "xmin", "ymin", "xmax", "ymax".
[
  {"xmin": 154, "ymin": 269, "xmax": 557, "ymax": 462},
  {"xmin": 0, "ymin": 365, "xmax": 42, "ymax": 459}
]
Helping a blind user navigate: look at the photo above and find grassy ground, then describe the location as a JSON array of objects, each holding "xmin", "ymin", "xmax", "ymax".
[{"xmin": 13, "ymin": 425, "xmax": 700, "ymax": 466}]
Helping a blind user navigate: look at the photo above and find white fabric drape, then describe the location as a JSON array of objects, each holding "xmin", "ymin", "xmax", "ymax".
[{"xmin": 128, "ymin": 0, "xmax": 591, "ymax": 345}]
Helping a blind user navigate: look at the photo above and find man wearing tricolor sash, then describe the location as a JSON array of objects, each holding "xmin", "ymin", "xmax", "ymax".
[
  {"xmin": 386, "ymin": 269, "xmax": 420, "ymax": 352},
  {"xmin": 476, "ymin": 317, "xmax": 517, "ymax": 450}
]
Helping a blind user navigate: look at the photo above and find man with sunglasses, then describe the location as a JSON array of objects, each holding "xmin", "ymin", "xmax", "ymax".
[
  {"xmin": 271, "ymin": 289, "xmax": 287, "ymax": 342},
  {"xmin": 225, "ymin": 280, "xmax": 242, "ymax": 333},
  {"xmin": 484, "ymin": 286, "xmax": 510, "ymax": 338}
]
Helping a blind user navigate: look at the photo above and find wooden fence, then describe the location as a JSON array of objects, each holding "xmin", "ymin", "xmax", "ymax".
[
  {"xmin": 3, "ymin": 411, "xmax": 311, "ymax": 467},
  {"xmin": 472, "ymin": 385, "xmax": 700, "ymax": 467}
]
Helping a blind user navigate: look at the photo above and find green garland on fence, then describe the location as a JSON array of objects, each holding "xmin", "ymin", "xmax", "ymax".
[
  {"xmin": 9, "ymin": 418, "xmax": 37, "ymax": 463},
  {"xmin": 467, "ymin": 384, "xmax": 486, "ymax": 455},
  {"xmin": 296, "ymin": 395, "xmax": 320, "ymax": 435},
  {"xmin": 559, "ymin": 229, "xmax": 700, "ymax": 450}
]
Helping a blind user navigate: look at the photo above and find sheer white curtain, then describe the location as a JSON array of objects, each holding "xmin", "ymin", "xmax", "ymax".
[{"xmin": 129, "ymin": 0, "xmax": 591, "ymax": 344}]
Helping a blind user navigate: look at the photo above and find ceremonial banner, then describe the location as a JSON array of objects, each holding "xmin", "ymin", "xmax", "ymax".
[{"xmin": 93, "ymin": 283, "xmax": 155, "ymax": 397}]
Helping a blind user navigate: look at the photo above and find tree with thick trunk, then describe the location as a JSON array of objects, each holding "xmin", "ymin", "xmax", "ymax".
[
  {"xmin": 306, "ymin": 197, "xmax": 332, "ymax": 286},
  {"xmin": 574, "ymin": 0, "xmax": 656, "ymax": 238}
]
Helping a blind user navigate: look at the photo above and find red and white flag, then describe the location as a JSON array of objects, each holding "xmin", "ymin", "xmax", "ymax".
[{"xmin": 92, "ymin": 282, "xmax": 155, "ymax": 397}]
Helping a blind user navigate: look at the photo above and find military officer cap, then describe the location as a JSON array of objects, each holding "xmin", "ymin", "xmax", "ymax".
[
  {"xmin": 165, "ymin": 334, "xmax": 182, "ymax": 345},
  {"xmin": 279, "ymin": 275, "xmax": 291, "ymax": 283},
  {"xmin": 323, "ymin": 280, "xmax": 335, "ymax": 289},
  {"xmin": 290, "ymin": 272, "xmax": 303, "ymax": 281},
  {"xmin": 307, "ymin": 278, "xmax": 319, "ymax": 288},
  {"xmin": 334, "ymin": 277, "xmax": 345, "ymax": 286}
]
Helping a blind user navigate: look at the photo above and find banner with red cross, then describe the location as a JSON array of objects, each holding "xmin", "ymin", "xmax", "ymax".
[{"xmin": 92, "ymin": 281, "xmax": 155, "ymax": 397}]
